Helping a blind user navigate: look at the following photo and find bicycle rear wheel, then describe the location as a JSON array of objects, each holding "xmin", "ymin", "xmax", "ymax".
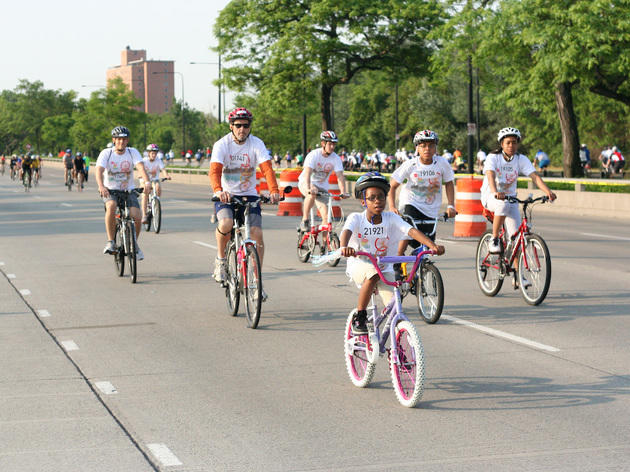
[
  {"xmin": 518, "ymin": 233, "xmax": 551, "ymax": 305},
  {"xmin": 244, "ymin": 243, "xmax": 262, "ymax": 329},
  {"xmin": 114, "ymin": 222, "xmax": 125, "ymax": 277},
  {"xmin": 152, "ymin": 197, "xmax": 162, "ymax": 233},
  {"xmin": 143, "ymin": 209, "xmax": 152, "ymax": 232},
  {"xmin": 125, "ymin": 221, "xmax": 137, "ymax": 283},
  {"xmin": 416, "ymin": 261, "xmax": 444, "ymax": 324},
  {"xmin": 475, "ymin": 230, "xmax": 504, "ymax": 296},
  {"xmin": 225, "ymin": 242, "xmax": 240, "ymax": 317},
  {"xmin": 344, "ymin": 309, "xmax": 376, "ymax": 387},
  {"xmin": 296, "ymin": 231, "xmax": 312, "ymax": 262},
  {"xmin": 326, "ymin": 232, "xmax": 341, "ymax": 267},
  {"xmin": 67, "ymin": 174, "xmax": 72, "ymax": 191},
  {"xmin": 390, "ymin": 320, "xmax": 425, "ymax": 407}
]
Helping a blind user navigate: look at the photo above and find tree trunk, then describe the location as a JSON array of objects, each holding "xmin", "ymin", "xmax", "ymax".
[
  {"xmin": 554, "ymin": 82, "xmax": 580, "ymax": 177},
  {"xmin": 321, "ymin": 82, "xmax": 332, "ymax": 131}
]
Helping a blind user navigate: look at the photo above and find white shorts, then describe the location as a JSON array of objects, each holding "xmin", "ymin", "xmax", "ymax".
[
  {"xmin": 481, "ymin": 193, "xmax": 521, "ymax": 237},
  {"xmin": 347, "ymin": 258, "xmax": 395, "ymax": 308}
]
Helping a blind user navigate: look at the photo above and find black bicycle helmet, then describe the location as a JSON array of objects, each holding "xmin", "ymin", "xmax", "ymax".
[
  {"xmin": 354, "ymin": 171, "xmax": 390, "ymax": 199},
  {"xmin": 111, "ymin": 126, "xmax": 130, "ymax": 138}
]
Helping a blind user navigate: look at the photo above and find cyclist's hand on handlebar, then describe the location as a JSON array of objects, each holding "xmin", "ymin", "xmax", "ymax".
[
  {"xmin": 389, "ymin": 206, "xmax": 400, "ymax": 215},
  {"xmin": 214, "ymin": 190, "xmax": 231, "ymax": 203},
  {"xmin": 446, "ymin": 207, "xmax": 457, "ymax": 219},
  {"xmin": 430, "ymin": 244, "xmax": 445, "ymax": 256},
  {"xmin": 269, "ymin": 192, "xmax": 280, "ymax": 204},
  {"xmin": 494, "ymin": 191, "xmax": 506, "ymax": 200},
  {"xmin": 309, "ymin": 185, "xmax": 319, "ymax": 196},
  {"xmin": 98, "ymin": 186, "xmax": 109, "ymax": 198},
  {"xmin": 340, "ymin": 193, "xmax": 350, "ymax": 199},
  {"xmin": 341, "ymin": 247, "xmax": 355, "ymax": 257},
  {"xmin": 547, "ymin": 191, "xmax": 557, "ymax": 202}
]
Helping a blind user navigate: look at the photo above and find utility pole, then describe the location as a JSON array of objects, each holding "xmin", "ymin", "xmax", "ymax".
[{"xmin": 467, "ymin": 57, "xmax": 475, "ymax": 174}]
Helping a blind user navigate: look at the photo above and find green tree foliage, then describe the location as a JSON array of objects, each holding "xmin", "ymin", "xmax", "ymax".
[{"xmin": 215, "ymin": 0, "xmax": 445, "ymax": 131}]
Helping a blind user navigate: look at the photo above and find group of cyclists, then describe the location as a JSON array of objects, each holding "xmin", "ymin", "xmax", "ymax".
[
  {"xmin": 93, "ymin": 107, "xmax": 558, "ymax": 334},
  {"xmin": 1, "ymin": 153, "xmax": 42, "ymax": 188}
]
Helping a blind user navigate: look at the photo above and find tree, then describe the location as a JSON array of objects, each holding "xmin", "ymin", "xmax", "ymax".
[{"xmin": 214, "ymin": 0, "xmax": 445, "ymax": 130}]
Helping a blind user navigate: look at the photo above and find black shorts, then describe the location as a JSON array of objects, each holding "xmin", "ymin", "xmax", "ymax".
[{"xmin": 402, "ymin": 205, "xmax": 437, "ymax": 247}]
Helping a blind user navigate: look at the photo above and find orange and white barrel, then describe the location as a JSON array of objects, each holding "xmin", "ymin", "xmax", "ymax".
[
  {"xmin": 256, "ymin": 169, "xmax": 268, "ymax": 196},
  {"xmin": 453, "ymin": 177, "xmax": 487, "ymax": 237},
  {"xmin": 277, "ymin": 169, "xmax": 303, "ymax": 216},
  {"xmin": 317, "ymin": 173, "xmax": 342, "ymax": 219}
]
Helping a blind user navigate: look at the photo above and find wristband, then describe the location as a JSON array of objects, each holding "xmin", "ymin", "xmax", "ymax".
[
  {"xmin": 339, "ymin": 246, "xmax": 347, "ymax": 250},
  {"xmin": 447, "ymin": 204, "xmax": 455, "ymax": 210}
]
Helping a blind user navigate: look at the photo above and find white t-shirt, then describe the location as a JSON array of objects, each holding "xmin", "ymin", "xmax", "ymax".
[
  {"xmin": 298, "ymin": 148, "xmax": 343, "ymax": 190},
  {"xmin": 343, "ymin": 211, "xmax": 412, "ymax": 274},
  {"xmin": 391, "ymin": 155, "xmax": 454, "ymax": 217},
  {"xmin": 481, "ymin": 153, "xmax": 536, "ymax": 198},
  {"xmin": 96, "ymin": 147, "xmax": 143, "ymax": 191},
  {"xmin": 210, "ymin": 133, "xmax": 271, "ymax": 196},
  {"xmin": 142, "ymin": 157, "xmax": 165, "ymax": 180}
]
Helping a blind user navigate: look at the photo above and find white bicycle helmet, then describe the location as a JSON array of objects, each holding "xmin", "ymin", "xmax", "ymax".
[
  {"xmin": 497, "ymin": 127, "xmax": 521, "ymax": 143},
  {"xmin": 413, "ymin": 129, "xmax": 439, "ymax": 145}
]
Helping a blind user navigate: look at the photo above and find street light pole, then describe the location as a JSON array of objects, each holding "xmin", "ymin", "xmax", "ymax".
[
  {"xmin": 190, "ymin": 57, "xmax": 223, "ymax": 123},
  {"xmin": 153, "ymin": 71, "xmax": 185, "ymax": 154}
]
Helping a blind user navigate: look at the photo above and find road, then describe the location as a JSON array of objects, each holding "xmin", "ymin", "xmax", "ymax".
[{"xmin": 1, "ymin": 168, "xmax": 629, "ymax": 471}]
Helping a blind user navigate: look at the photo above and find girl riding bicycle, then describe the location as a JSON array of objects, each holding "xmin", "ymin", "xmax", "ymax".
[
  {"xmin": 388, "ymin": 129, "xmax": 456, "ymax": 255},
  {"xmin": 481, "ymin": 127, "xmax": 556, "ymax": 284},
  {"xmin": 339, "ymin": 172, "xmax": 444, "ymax": 335}
]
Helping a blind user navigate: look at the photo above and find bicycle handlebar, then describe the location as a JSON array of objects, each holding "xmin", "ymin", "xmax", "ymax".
[
  {"xmin": 211, "ymin": 185, "xmax": 293, "ymax": 204},
  {"xmin": 355, "ymin": 250, "xmax": 436, "ymax": 287},
  {"xmin": 401, "ymin": 211, "xmax": 452, "ymax": 226},
  {"xmin": 504, "ymin": 195, "xmax": 549, "ymax": 204}
]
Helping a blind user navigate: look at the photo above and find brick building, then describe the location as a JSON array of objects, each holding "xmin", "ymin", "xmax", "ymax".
[{"xmin": 106, "ymin": 46, "xmax": 175, "ymax": 114}]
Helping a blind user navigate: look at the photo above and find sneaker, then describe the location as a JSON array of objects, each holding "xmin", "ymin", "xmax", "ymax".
[
  {"xmin": 299, "ymin": 220, "xmax": 310, "ymax": 232},
  {"xmin": 136, "ymin": 246, "xmax": 144, "ymax": 261},
  {"xmin": 261, "ymin": 287, "xmax": 268, "ymax": 302},
  {"xmin": 351, "ymin": 311, "xmax": 368, "ymax": 336},
  {"xmin": 103, "ymin": 240, "xmax": 116, "ymax": 255},
  {"xmin": 213, "ymin": 257, "xmax": 227, "ymax": 283},
  {"xmin": 489, "ymin": 238, "xmax": 501, "ymax": 254}
]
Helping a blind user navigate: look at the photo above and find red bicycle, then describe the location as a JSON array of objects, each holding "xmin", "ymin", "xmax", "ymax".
[
  {"xmin": 297, "ymin": 190, "xmax": 347, "ymax": 266},
  {"xmin": 475, "ymin": 194, "xmax": 551, "ymax": 305}
]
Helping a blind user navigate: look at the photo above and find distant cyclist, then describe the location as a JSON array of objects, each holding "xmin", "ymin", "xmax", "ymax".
[
  {"xmin": 21, "ymin": 153, "xmax": 34, "ymax": 187},
  {"xmin": 73, "ymin": 152, "xmax": 86, "ymax": 191},
  {"xmin": 297, "ymin": 130, "xmax": 348, "ymax": 233},
  {"xmin": 140, "ymin": 144, "xmax": 171, "ymax": 223},
  {"xmin": 63, "ymin": 149, "xmax": 73, "ymax": 187},
  {"xmin": 209, "ymin": 107, "xmax": 279, "ymax": 300},
  {"xmin": 481, "ymin": 127, "xmax": 556, "ymax": 256},
  {"xmin": 96, "ymin": 126, "xmax": 152, "ymax": 260}
]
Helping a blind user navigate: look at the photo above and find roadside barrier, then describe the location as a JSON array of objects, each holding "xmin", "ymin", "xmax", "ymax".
[
  {"xmin": 277, "ymin": 169, "xmax": 303, "ymax": 216},
  {"xmin": 453, "ymin": 177, "xmax": 487, "ymax": 237},
  {"xmin": 256, "ymin": 170, "xmax": 269, "ymax": 195}
]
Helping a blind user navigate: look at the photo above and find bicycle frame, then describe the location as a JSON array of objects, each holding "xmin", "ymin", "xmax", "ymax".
[
  {"xmin": 227, "ymin": 196, "xmax": 260, "ymax": 290},
  {"xmin": 298, "ymin": 191, "xmax": 339, "ymax": 248},
  {"xmin": 354, "ymin": 251, "xmax": 432, "ymax": 358}
]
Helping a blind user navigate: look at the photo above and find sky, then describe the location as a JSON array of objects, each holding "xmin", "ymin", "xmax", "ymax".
[{"xmin": 3, "ymin": 0, "xmax": 235, "ymax": 117}]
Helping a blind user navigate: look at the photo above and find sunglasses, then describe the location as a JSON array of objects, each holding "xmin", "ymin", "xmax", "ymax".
[
  {"xmin": 232, "ymin": 123, "xmax": 250, "ymax": 129},
  {"xmin": 365, "ymin": 195, "xmax": 386, "ymax": 202}
]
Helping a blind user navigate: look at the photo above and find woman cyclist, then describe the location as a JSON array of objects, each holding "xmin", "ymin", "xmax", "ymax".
[{"xmin": 481, "ymin": 127, "xmax": 556, "ymax": 285}]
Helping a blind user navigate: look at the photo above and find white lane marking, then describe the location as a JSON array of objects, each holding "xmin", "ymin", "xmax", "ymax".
[
  {"xmin": 581, "ymin": 232, "xmax": 630, "ymax": 242},
  {"xmin": 60, "ymin": 203, "xmax": 73, "ymax": 207},
  {"xmin": 19, "ymin": 289, "xmax": 31, "ymax": 296},
  {"xmin": 95, "ymin": 381, "xmax": 118, "ymax": 395},
  {"xmin": 193, "ymin": 240, "xmax": 217, "ymax": 250},
  {"xmin": 436, "ymin": 238, "xmax": 458, "ymax": 245},
  {"xmin": 7, "ymin": 273, "xmax": 16, "ymax": 279},
  {"xmin": 61, "ymin": 340, "xmax": 79, "ymax": 352},
  {"xmin": 146, "ymin": 443, "xmax": 182, "ymax": 467},
  {"xmin": 169, "ymin": 199, "xmax": 187, "ymax": 203},
  {"xmin": 442, "ymin": 315, "xmax": 560, "ymax": 352},
  {"xmin": 38, "ymin": 309, "xmax": 51, "ymax": 318},
  {"xmin": 262, "ymin": 211, "xmax": 275, "ymax": 217}
]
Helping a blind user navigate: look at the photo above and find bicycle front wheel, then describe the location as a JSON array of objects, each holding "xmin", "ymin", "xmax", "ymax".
[
  {"xmin": 326, "ymin": 232, "xmax": 341, "ymax": 267},
  {"xmin": 125, "ymin": 221, "xmax": 137, "ymax": 284},
  {"xmin": 475, "ymin": 230, "xmax": 504, "ymax": 296},
  {"xmin": 416, "ymin": 261, "xmax": 444, "ymax": 324},
  {"xmin": 114, "ymin": 222, "xmax": 125, "ymax": 277},
  {"xmin": 332, "ymin": 205, "xmax": 345, "ymax": 233},
  {"xmin": 296, "ymin": 231, "xmax": 312, "ymax": 263},
  {"xmin": 390, "ymin": 320, "xmax": 425, "ymax": 407},
  {"xmin": 344, "ymin": 309, "xmax": 376, "ymax": 388},
  {"xmin": 225, "ymin": 242, "xmax": 240, "ymax": 317},
  {"xmin": 152, "ymin": 197, "xmax": 162, "ymax": 233},
  {"xmin": 244, "ymin": 243, "xmax": 262, "ymax": 329},
  {"xmin": 518, "ymin": 233, "xmax": 551, "ymax": 305}
]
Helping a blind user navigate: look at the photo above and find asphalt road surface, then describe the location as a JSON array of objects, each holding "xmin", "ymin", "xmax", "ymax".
[{"xmin": 1, "ymin": 168, "xmax": 629, "ymax": 471}]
